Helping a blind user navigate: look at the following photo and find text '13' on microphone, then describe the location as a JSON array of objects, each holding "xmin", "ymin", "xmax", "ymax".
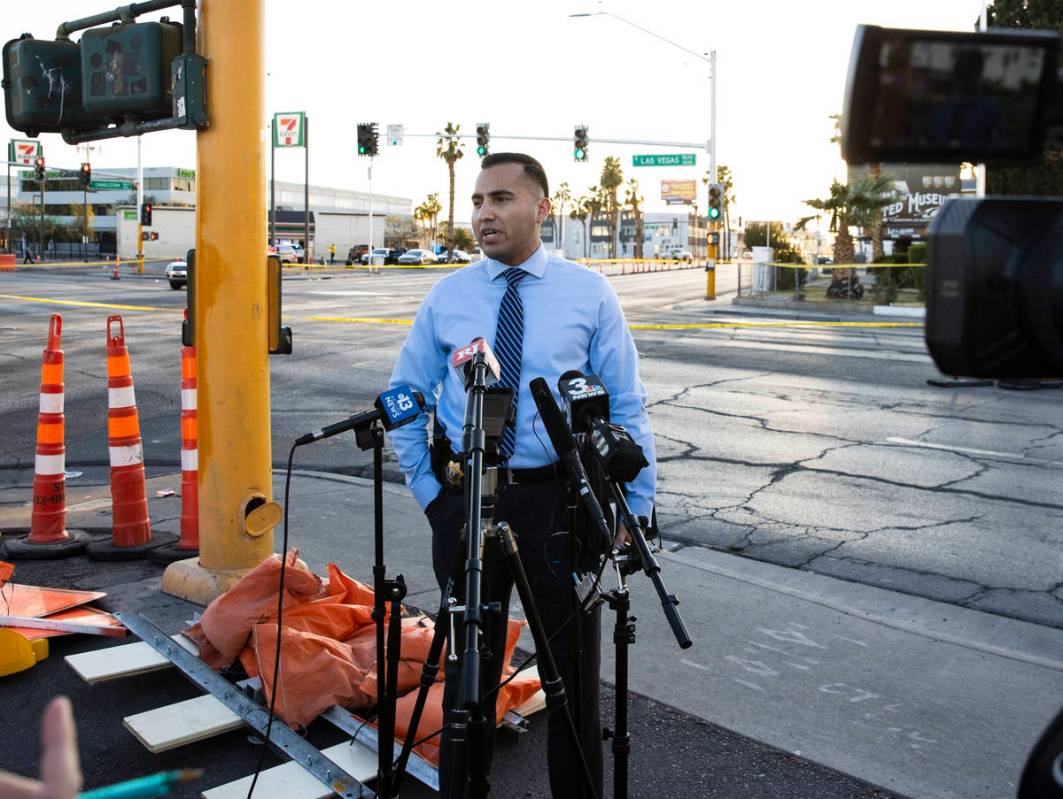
[
  {"xmin": 296, "ymin": 385, "xmax": 425, "ymax": 445},
  {"xmin": 451, "ymin": 337, "xmax": 501, "ymax": 386},
  {"xmin": 529, "ymin": 377, "xmax": 614, "ymax": 552}
]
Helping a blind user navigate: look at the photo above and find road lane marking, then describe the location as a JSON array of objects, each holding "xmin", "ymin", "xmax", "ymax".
[
  {"xmin": 0, "ymin": 294, "xmax": 175, "ymax": 312},
  {"xmin": 885, "ymin": 437, "xmax": 1063, "ymax": 467}
]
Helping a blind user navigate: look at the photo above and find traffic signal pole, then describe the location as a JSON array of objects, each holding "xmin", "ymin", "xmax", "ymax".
[
  {"xmin": 137, "ymin": 136, "xmax": 144, "ymax": 274},
  {"xmin": 163, "ymin": 0, "xmax": 274, "ymax": 605}
]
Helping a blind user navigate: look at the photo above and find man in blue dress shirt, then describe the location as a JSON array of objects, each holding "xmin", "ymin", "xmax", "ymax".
[{"xmin": 388, "ymin": 152, "xmax": 657, "ymax": 798}]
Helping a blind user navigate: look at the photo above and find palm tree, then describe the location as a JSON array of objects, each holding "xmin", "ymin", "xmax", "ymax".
[
  {"xmin": 412, "ymin": 203, "xmax": 428, "ymax": 247},
  {"xmin": 599, "ymin": 157, "xmax": 624, "ymax": 259},
  {"xmin": 582, "ymin": 188, "xmax": 606, "ymax": 259},
  {"xmin": 569, "ymin": 199, "xmax": 589, "ymax": 259},
  {"xmin": 552, "ymin": 182, "xmax": 572, "ymax": 257},
  {"xmin": 623, "ymin": 178, "xmax": 644, "ymax": 259},
  {"xmin": 424, "ymin": 192, "xmax": 442, "ymax": 249},
  {"xmin": 831, "ymin": 112, "xmax": 888, "ymax": 260},
  {"xmin": 436, "ymin": 122, "xmax": 463, "ymax": 257},
  {"xmin": 803, "ymin": 175, "xmax": 896, "ymax": 268}
]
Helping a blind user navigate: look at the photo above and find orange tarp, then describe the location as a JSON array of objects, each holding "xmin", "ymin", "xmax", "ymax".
[{"xmin": 184, "ymin": 551, "xmax": 542, "ymax": 764}]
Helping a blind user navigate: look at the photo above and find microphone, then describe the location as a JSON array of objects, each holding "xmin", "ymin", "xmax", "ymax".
[
  {"xmin": 451, "ymin": 337, "xmax": 500, "ymax": 385},
  {"xmin": 558, "ymin": 370, "xmax": 610, "ymax": 433},
  {"xmin": 558, "ymin": 371, "xmax": 648, "ymax": 484},
  {"xmin": 529, "ymin": 377, "xmax": 613, "ymax": 552},
  {"xmin": 296, "ymin": 385, "xmax": 425, "ymax": 445}
]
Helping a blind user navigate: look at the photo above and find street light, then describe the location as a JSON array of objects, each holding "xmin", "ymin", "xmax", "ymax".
[{"xmin": 569, "ymin": 10, "xmax": 716, "ymax": 186}]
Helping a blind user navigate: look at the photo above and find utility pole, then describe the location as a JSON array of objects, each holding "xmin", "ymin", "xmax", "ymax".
[{"xmin": 163, "ymin": 0, "xmax": 274, "ymax": 604}]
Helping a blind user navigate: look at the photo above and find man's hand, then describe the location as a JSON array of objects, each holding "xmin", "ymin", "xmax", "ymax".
[
  {"xmin": 613, "ymin": 519, "xmax": 631, "ymax": 550},
  {"xmin": 0, "ymin": 696, "xmax": 82, "ymax": 799}
]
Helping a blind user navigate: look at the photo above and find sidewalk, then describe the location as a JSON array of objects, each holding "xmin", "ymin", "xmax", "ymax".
[{"xmin": 2, "ymin": 464, "xmax": 1058, "ymax": 798}]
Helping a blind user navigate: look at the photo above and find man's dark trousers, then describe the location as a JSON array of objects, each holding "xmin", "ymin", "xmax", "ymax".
[{"xmin": 425, "ymin": 476, "xmax": 603, "ymax": 799}]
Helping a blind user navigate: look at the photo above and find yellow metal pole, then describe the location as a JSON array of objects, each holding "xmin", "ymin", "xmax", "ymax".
[
  {"xmin": 163, "ymin": 0, "xmax": 274, "ymax": 605},
  {"xmin": 137, "ymin": 222, "xmax": 144, "ymax": 274},
  {"xmin": 705, "ymin": 225, "xmax": 717, "ymax": 300}
]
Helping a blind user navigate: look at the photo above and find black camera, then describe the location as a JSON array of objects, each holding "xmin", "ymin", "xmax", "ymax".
[{"xmin": 842, "ymin": 24, "xmax": 1063, "ymax": 378}]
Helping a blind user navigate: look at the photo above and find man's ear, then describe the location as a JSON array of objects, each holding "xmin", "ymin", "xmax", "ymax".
[{"xmin": 536, "ymin": 197, "xmax": 552, "ymax": 225}]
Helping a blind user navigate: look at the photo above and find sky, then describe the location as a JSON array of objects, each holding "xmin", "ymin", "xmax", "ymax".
[{"xmin": 3, "ymin": 0, "xmax": 986, "ymax": 228}]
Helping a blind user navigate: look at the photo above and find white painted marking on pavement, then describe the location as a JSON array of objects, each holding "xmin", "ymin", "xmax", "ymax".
[{"xmin": 885, "ymin": 437, "xmax": 1063, "ymax": 467}]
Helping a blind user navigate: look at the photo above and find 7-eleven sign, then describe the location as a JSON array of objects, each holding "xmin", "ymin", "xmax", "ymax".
[
  {"xmin": 8, "ymin": 138, "xmax": 41, "ymax": 165},
  {"xmin": 273, "ymin": 112, "xmax": 305, "ymax": 148}
]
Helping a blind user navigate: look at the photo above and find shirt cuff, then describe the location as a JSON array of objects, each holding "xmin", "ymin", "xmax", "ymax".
[
  {"xmin": 626, "ymin": 494, "xmax": 653, "ymax": 521},
  {"xmin": 412, "ymin": 474, "xmax": 444, "ymax": 512}
]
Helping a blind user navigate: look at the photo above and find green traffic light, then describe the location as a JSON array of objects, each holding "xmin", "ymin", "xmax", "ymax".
[
  {"xmin": 708, "ymin": 207, "xmax": 721, "ymax": 220},
  {"xmin": 575, "ymin": 148, "xmax": 585, "ymax": 160},
  {"xmin": 477, "ymin": 146, "xmax": 487, "ymax": 156}
]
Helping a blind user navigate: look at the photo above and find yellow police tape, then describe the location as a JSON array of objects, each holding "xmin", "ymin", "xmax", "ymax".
[{"xmin": 306, "ymin": 315, "xmax": 920, "ymax": 330}]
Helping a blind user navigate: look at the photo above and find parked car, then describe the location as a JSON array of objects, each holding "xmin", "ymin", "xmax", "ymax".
[
  {"xmin": 165, "ymin": 259, "xmax": 187, "ymax": 290},
  {"xmin": 346, "ymin": 244, "xmax": 369, "ymax": 265},
  {"xmin": 359, "ymin": 247, "xmax": 404, "ymax": 265},
  {"xmin": 275, "ymin": 243, "xmax": 303, "ymax": 264},
  {"xmin": 397, "ymin": 248, "xmax": 437, "ymax": 266},
  {"xmin": 666, "ymin": 249, "xmax": 693, "ymax": 262},
  {"xmin": 436, "ymin": 249, "xmax": 471, "ymax": 264}
]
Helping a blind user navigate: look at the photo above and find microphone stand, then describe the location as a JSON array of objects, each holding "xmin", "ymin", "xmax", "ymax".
[
  {"xmin": 449, "ymin": 350, "xmax": 495, "ymax": 799},
  {"xmin": 598, "ymin": 477, "xmax": 692, "ymax": 799},
  {"xmin": 354, "ymin": 421, "xmax": 407, "ymax": 798}
]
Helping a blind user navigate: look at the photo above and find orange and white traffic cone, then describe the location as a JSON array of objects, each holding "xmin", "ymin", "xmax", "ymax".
[
  {"xmin": 88, "ymin": 316, "xmax": 174, "ymax": 560},
  {"xmin": 149, "ymin": 332, "xmax": 199, "ymax": 564},
  {"xmin": 111, "ymin": 254, "xmax": 120, "ymax": 280},
  {"xmin": 2, "ymin": 315, "xmax": 88, "ymax": 559}
]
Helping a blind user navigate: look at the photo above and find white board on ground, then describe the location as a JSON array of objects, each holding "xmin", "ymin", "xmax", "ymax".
[
  {"xmin": 202, "ymin": 740, "xmax": 379, "ymax": 799},
  {"xmin": 123, "ymin": 694, "xmax": 242, "ymax": 753},
  {"xmin": 64, "ymin": 634, "xmax": 199, "ymax": 683}
]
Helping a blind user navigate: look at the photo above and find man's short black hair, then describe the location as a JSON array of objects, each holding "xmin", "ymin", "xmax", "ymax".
[{"xmin": 480, "ymin": 152, "xmax": 549, "ymax": 198}]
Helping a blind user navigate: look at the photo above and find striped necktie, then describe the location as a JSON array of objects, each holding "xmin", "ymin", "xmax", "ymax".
[{"xmin": 494, "ymin": 267, "xmax": 528, "ymax": 461}]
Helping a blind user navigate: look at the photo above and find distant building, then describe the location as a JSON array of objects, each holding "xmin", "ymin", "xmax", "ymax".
[
  {"xmin": 14, "ymin": 166, "xmax": 411, "ymax": 259},
  {"xmin": 541, "ymin": 209, "xmax": 709, "ymax": 260}
]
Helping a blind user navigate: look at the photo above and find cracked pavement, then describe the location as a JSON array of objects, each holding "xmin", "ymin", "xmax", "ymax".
[{"xmin": 2, "ymin": 266, "xmax": 1061, "ymax": 632}]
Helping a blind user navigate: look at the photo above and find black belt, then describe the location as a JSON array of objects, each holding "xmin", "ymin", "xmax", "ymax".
[{"xmin": 497, "ymin": 462, "xmax": 562, "ymax": 486}]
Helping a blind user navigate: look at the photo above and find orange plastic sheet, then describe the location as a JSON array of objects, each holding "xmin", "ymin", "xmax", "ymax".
[{"xmin": 184, "ymin": 550, "xmax": 542, "ymax": 763}]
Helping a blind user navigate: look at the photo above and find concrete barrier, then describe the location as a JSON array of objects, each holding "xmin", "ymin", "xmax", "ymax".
[{"xmin": 0, "ymin": 253, "xmax": 15, "ymax": 271}]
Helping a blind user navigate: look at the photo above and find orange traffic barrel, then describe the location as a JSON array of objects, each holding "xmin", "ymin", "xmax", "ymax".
[
  {"xmin": 88, "ymin": 316, "xmax": 174, "ymax": 560},
  {"xmin": 149, "ymin": 332, "xmax": 199, "ymax": 564},
  {"xmin": 2, "ymin": 315, "xmax": 89, "ymax": 560}
]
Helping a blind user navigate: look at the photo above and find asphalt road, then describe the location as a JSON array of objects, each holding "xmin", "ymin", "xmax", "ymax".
[{"xmin": 0, "ymin": 260, "xmax": 1060, "ymax": 637}]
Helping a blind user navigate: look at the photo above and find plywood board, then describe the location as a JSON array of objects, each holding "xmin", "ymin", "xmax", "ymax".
[
  {"xmin": 202, "ymin": 740, "xmax": 379, "ymax": 799},
  {"xmin": 124, "ymin": 694, "xmax": 243, "ymax": 753},
  {"xmin": 64, "ymin": 634, "xmax": 199, "ymax": 684}
]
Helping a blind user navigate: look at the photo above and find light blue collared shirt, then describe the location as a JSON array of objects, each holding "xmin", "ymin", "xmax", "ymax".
[{"xmin": 387, "ymin": 244, "xmax": 657, "ymax": 518}]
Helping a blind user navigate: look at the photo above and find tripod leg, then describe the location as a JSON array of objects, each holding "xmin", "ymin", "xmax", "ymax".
[
  {"xmin": 496, "ymin": 523, "xmax": 600, "ymax": 799},
  {"xmin": 377, "ymin": 575, "xmax": 406, "ymax": 797},
  {"xmin": 391, "ymin": 603, "xmax": 446, "ymax": 796}
]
